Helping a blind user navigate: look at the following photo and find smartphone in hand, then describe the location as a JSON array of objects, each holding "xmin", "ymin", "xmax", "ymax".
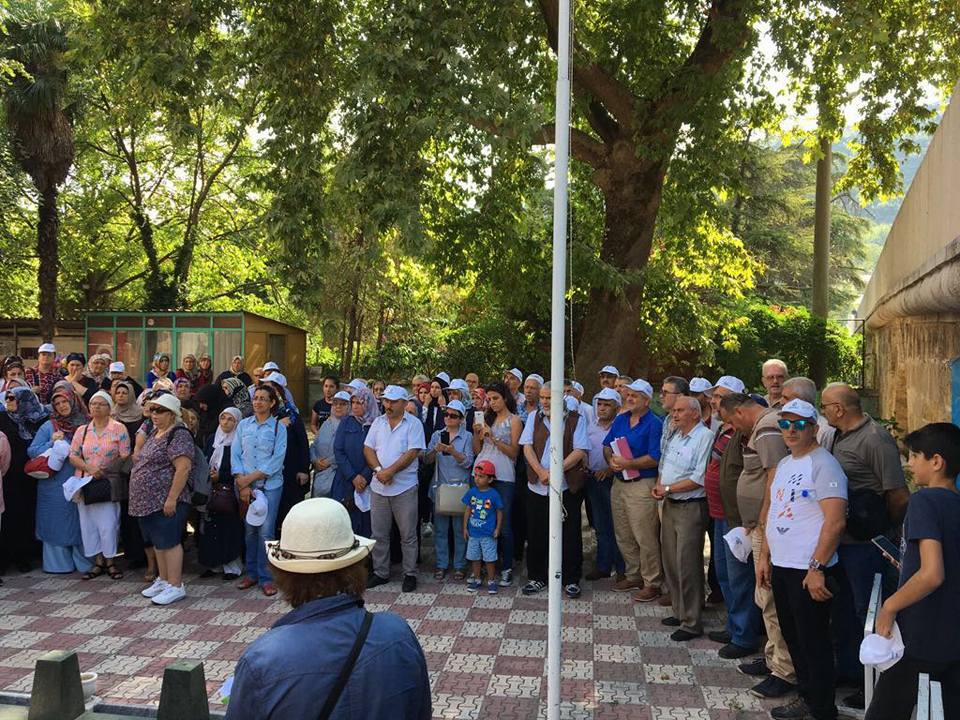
[
  {"xmin": 440, "ymin": 430, "xmax": 450, "ymax": 454},
  {"xmin": 871, "ymin": 535, "xmax": 902, "ymax": 571}
]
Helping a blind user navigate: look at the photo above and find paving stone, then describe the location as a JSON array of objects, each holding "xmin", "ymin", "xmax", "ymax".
[
  {"xmin": 144, "ymin": 624, "xmax": 200, "ymax": 640},
  {"xmin": 425, "ymin": 606, "xmax": 470, "ymax": 622},
  {"xmin": 444, "ymin": 653, "xmax": 495, "ymax": 674},
  {"xmin": 0, "ymin": 630, "xmax": 50, "ymax": 649},
  {"xmin": 431, "ymin": 693, "xmax": 484, "ymax": 720},
  {"xmin": 651, "ymin": 709, "xmax": 711, "ymax": 720},
  {"xmin": 700, "ymin": 685, "xmax": 763, "ymax": 711},
  {"xmin": 487, "ymin": 673, "xmax": 541, "ymax": 698},
  {"xmin": 644, "ymin": 663, "xmax": 697, "ymax": 685},
  {"xmin": 89, "ymin": 654, "xmax": 154, "ymax": 675},
  {"xmin": 498, "ymin": 638, "xmax": 546, "ymax": 657}
]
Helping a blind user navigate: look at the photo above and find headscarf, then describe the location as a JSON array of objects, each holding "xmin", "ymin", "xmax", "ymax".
[
  {"xmin": 0, "ymin": 376, "xmax": 29, "ymax": 403},
  {"xmin": 89, "ymin": 390, "xmax": 114, "ymax": 410},
  {"xmin": 111, "ymin": 380, "xmax": 143, "ymax": 425},
  {"xmin": 174, "ymin": 376, "xmax": 193, "ymax": 391},
  {"xmin": 83, "ymin": 354, "xmax": 109, "ymax": 385},
  {"xmin": 210, "ymin": 407, "xmax": 242, "ymax": 469},
  {"xmin": 354, "ymin": 384, "xmax": 381, "ymax": 425},
  {"xmin": 472, "ymin": 387, "xmax": 488, "ymax": 413},
  {"xmin": 151, "ymin": 353, "xmax": 170, "ymax": 379},
  {"xmin": 66, "ymin": 352, "xmax": 86, "ymax": 367},
  {"xmin": 196, "ymin": 381, "xmax": 228, "ymax": 438},
  {"xmin": 50, "ymin": 381, "xmax": 90, "ymax": 436},
  {"xmin": 5, "ymin": 386, "xmax": 49, "ymax": 440},
  {"xmin": 222, "ymin": 376, "xmax": 253, "ymax": 417},
  {"xmin": 179, "ymin": 354, "xmax": 199, "ymax": 383}
]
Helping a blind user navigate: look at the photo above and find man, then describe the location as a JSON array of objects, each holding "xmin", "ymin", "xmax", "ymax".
[
  {"xmin": 520, "ymin": 382, "xmax": 590, "ymax": 598},
  {"xmin": 720, "ymin": 392, "xmax": 797, "ymax": 699},
  {"xmin": 689, "ymin": 377, "xmax": 715, "ymax": 427},
  {"xmin": 465, "ymin": 372, "xmax": 480, "ymax": 395},
  {"xmin": 503, "ymin": 368, "xmax": 523, "ymax": 404},
  {"xmin": 655, "ymin": 396, "xmax": 713, "ymax": 641},
  {"xmin": 518, "ymin": 373, "xmax": 542, "ymax": 423},
  {"xmin": 227, "ymin": 498, "xmax": 431, "ymax": 719},
  {"xmin": 603, "ymin": 379, "xmax": 663, "ymax": 601},
  {"xmin": 707, "ymin": 376, "xmax": 762, "ymax": 659},
  {"xmin": 565, "ymin": 380, "xmax": 595, "ymax": 424},
  {"xmin": 584, "ymin": 387, "xmax": 625, "ymax": 582},
  {"xmin": 364, "ymin": 385, "xmax": 427, "ymax": 592},
  {"xmin": 821, "ymin": 382, "xmax": 909, "ymax": 706},
  {"xmin": 615, "ymin": 374, "xmax": 632, "ymax": 402},
  {"xmin": 593, "ymin": 365, "xmax": 619, "ymax": 413},
  {"xmin": 24, "ymin": 342, "xmax": 60, "ymax": 404},
  {"xmin": 782, "ymin": 377, "xmax": 835, "ymax": 450},
  {"xmin": 311, "ymin": 375, "xmax": 340, "ymax": 434},
  {"xmin": 659, "ymin": 376, "xmax": 689, "ymax": 456},
  {"xmin": 758, "ymin": 399, "xmax": 847, "ymax": 720},
  {"xmin": 761, "ymin": 359, "xmax": 788, "ymax": 408}
]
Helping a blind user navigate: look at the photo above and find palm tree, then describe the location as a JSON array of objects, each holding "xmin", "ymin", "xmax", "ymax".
[{"xmin": 2, "ymin": 10, "xmax": 74, "ymax": 341}]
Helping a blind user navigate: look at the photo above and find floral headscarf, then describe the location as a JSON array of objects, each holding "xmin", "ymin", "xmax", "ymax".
[
  {"xmin": 5, "ymin": 386, "xmax": 49, "ymax": 440},
  {"xmin": 50, "ymin": 381, "xmax": 90, "ymax": 437},
  {"xmin": 222, "ymin": 376, "xmax": 253, "ymax": 418}
]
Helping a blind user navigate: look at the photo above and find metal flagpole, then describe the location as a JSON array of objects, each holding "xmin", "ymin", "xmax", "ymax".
[{"xmin": 546, "ymin": 0, "xmax": 571, "ymax": 717}]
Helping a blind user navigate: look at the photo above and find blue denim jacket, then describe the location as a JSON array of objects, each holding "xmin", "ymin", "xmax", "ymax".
[
  {"xmin": 225, "ymin": 594, "xmax": 431, "ymax": 720},
  {"xmin": 230, "ymin": 415, "xmax": 288, "ymax": 491}
]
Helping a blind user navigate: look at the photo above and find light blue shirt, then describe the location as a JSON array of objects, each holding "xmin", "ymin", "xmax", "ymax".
[
  {"xmin": 426, "ymin": 426, "xmax": 474, "ymax": 498},
  {"xmin": 364, "ymin": 412, "xmax": 427, "ymax": 497},
  {"xmin": 231, "ymin": 415, "xmax": 288, "ymax": 491},
  {"xmin": 659, "ymin": 422, "xmax": 713, "ymax": 500}
]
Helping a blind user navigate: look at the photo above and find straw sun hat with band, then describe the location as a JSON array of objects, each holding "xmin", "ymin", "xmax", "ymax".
[{"xmin": 266, "ymin": 498, "xmax": 375, "ymax": 574}]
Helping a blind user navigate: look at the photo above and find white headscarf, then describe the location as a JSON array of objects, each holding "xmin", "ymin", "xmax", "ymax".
[{"xmin": 210, "ymin": 407, "xmax": 242, "ymax": 470}]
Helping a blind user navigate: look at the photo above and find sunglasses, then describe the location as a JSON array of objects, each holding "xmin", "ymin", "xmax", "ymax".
[
  {"xmin": 149, "ymin": 407, "xmax": 172, "ymax": 415},
  {"xmin": 444, "ymin": 412, "xmax": 462, "ymax": 419},
  {"xmin": 777, "ymin": 418, "xmax": 813, "ymax": 431}
]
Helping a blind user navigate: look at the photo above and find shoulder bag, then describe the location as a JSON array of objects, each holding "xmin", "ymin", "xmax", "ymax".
[{"xmin": 79, "ymin": 425, "xmax": 113, "ymax": 505}]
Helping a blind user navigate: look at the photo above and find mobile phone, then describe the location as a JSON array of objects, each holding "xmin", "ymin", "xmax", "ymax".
[
  {"xmin": 440, "ymin": 430, "xmax": 450, "ymax": 454},
  {"xmin": 871, "ymin": 535, "xmax": 902, "ymax": 569}
]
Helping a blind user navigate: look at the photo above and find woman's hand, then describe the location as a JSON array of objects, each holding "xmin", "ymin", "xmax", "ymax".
[
  {"xmin": 756, "ymin": 550, "xmax": 772, "ymax": 590},
  {"xmin": 51, "ymin": 431, "xmax": 64, "ymax": 442},
  {"xmin": 314, "ymin": 457, "xmax": 330, "ymax": 471},
  {"xmin": 210, "ymin": 465, "xmax": 218, "ymax": 478},
  {"xmin": 239, "ymin": 486, "xmax": 252, "ymax": 503},
  {"xmin": 296, "ymin": 472, "xmax": 309, "ymax": 486},
  {"xmin": 163, "ymin": 497, "xmax": 177, "ymax": 517},
  {"xmin": 352, "ymin": 475, "xmax": 367, "ymax": 492}
]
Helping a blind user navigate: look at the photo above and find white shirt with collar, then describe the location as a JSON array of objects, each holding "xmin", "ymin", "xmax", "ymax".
[
  {"xmin": 659, "ymin": 422, "xmax": 713, "ymax": 500},
  {"xmin": 364, "ymin": 412, "xmax": 427, "ymax": 497}
]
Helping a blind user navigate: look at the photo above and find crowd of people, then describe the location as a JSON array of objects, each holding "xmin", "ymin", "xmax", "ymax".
[{"xmin": 0, "ymin": 345, "xmax": 957, "ymax": 720}]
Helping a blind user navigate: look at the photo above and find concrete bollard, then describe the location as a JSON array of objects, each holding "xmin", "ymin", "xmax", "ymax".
[
  {"xmin": 27, "ymin": 650, "xmax": 84, "ymax": 720},
  {"xmin": 157, "ymin": 660, "xmax": 209, "ymax": 720}
]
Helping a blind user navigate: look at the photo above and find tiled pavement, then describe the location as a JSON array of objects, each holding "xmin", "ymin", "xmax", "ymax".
[{"xmin": 0, "ymin": 559, "xmax": 786, "ymax": 720}]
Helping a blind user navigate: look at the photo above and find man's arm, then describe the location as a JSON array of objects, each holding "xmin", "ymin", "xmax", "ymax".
[
  {"xmin": 363, "ymin": 445, "xmax": 381, "ymax": 471},
  {"xmin": 803, "ymin": 498, "xmax": 847, "ymax": 601},
  {"xmin": 885, "ymin": 488, "xmax": 910, "ymax": 526}
]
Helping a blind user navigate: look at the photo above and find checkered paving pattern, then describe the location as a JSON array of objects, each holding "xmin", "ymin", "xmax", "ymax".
[{"xmin": 0, "ymin": 560, "xmax": 787, "ymax": 719}]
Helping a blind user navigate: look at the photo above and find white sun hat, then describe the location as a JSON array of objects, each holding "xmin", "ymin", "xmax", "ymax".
[{"xmin": 265, "ymin": 498, "xmax": 375, "ymax": 573}]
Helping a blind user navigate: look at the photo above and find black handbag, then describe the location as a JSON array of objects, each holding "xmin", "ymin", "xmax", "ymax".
[
  {"xmin": 76, "ymin": 425, "xmax": 114, "ymax": 505},
  {"xmin": 206, "ymin": 483, "xmax": 238, "ymax": 515}
]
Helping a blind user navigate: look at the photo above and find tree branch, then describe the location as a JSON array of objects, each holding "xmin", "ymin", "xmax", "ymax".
[{"xmin": 466, "ymin": 115, "xmax": 606, "ymax": 168}]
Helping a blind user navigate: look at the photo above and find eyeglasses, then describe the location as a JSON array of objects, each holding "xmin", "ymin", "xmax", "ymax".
[
  {"xmin": 660, "ymin": 389, "xmax": 680, "ymax": 396},
  {"xmin": 819, "ymin": 402, "xmax": 841, "ymax": 411},
  {"xmin": 269, "ymin": 538, "xmax": 359, "ymax": 561},
  {"xmin": 444, "ymin": 412, "xmax": 462, "ymax": 419},
  {"xmin": 777, "ymin": 419, "xmax": 813, "ymax": 431}
]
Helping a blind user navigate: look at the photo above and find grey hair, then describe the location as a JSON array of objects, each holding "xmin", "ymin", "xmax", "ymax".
[
  {"xmin": 677, "ymin": 395, "xmax": 701, "ymax": 412},
  {"xmin": 783, "ymin": 376, "xmax": 817, "ymax": 404},
  {"xmin": 824, "ymin": 382, "xmax": 862, "ymax": 411},
  {"xmin": 762, "ymin": 358, "xmax": 788, "ymax": 375}
]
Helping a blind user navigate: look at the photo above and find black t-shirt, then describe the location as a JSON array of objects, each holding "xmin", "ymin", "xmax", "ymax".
[
  {"xmin": 313, "ymin": 398, "xmax": 332, "ymax": 429},
  {"xmin": 897, "ymin": 487, "xmax": 960, "ymax": 663}
]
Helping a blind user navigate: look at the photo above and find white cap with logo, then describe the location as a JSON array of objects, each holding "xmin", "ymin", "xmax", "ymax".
[
  {"xmin": 712, "ymin": 375, "xmax": 746, "ymax": 394},
  {"xmin": 599, "ymin": 365, "xmax": 620, "ymax": 376},
  {"xmin": 38, "ymin": 343, "xmax": 56, "ymax": 354},
  {"xmin": 689, "ymin": 377, "xmax": 713, "ymax": 394},
  {"xmin": 594, "ymin": 387, "xmax": 622, "ymax": 406},
  {"xmin": 626, "ymin": 379, "xmax": 653, "ymax": 398},
  {"xmin": 779, "ymin": 399, "xmax": 817, "ymax": 419},
  {"xmin": 109, "ymin": 361, "xmax": 126, "ymax": 374}
]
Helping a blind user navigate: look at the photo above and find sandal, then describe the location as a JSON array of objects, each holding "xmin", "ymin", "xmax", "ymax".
[
  {"xmin": 143, "ymin": 570, "xmax": 157, "ymax": 583},
  {"xmin": 106, "ymin": 564, "xmax": 124, "ymax": 580},
  {"xmin": 433, "ymin": 569, "xmax": 446, "ymax": 580},
  {"xmin": 83, "ymin": 562, "xmax": 106, "ymax": 580},
  {"xmin": 452, "ymin": 570, "xmax": 466, "ymax": 581}
]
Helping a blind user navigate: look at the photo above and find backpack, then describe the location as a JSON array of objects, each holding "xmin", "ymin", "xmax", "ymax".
[{"xmin": 164, "ymin": 425, "xmax": 210, "ymax": 507}]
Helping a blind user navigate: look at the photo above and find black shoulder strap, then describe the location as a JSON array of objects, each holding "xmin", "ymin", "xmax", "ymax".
[{"xmin": 317, "ymin": 610, "xmax": 373, "ymax": 720}]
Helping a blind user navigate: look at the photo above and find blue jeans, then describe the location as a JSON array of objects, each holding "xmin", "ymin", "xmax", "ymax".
[
  {"xmin": 833, "ymin": 541, "xmax": 890, "ymax": 679},
  {"xmin": 245, "ymin": 486, "xmax": 282, "ymax": 586},
  {"xmin": 433, "ymin": 513, "xmax": 466, "ymax": 570},
  {"xmin": 585, "ymin": 475, "xmax": 624, "ymax": 574},
  {"xmin": 493, "ymin": 481, "xmax": 514, "ymax": 571},
  {"xmin": 715, "ymin": 519, "xmax": 761, "ymax": 649}
]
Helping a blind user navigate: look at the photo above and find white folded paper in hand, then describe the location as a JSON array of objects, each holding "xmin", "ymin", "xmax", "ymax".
[
  {"xmin": 62, "ymin": 475, "xmax": 93, "ymax": 503},
  {"xmin": 723, "ymin": 526, "xmax": 752, "ymax": 563},
  {"xmin": 354, "ymin": 487, "xmax": 371, "ymax": 513},
  {"xmin": 860, "ymin": 622, "xmax": 905, "ymax": 671}
]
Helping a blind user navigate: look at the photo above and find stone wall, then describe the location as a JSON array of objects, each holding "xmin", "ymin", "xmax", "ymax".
[{"xmin": 865, "ymin": 313, "xmax": 960, "ymax": 429}]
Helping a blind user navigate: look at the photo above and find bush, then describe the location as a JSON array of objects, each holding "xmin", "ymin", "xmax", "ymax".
[{"xmin": 714, "ymin": 302, "xmax": 861, "ymax": 389}]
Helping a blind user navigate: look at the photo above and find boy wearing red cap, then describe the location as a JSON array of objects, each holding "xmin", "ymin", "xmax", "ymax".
[{"xmin": 462, "ymin": 460, "xmax": 504, "ymax": 594}]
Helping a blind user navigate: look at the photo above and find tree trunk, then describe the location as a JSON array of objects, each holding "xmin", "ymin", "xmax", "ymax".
[
  {"xmin": 36, "ymin": 186, "xmax": 59, "ymax": 342},
  {"xmin": 343, "ymin": 294, "xmax": 359, "ymax": 379},
  {"xmin": 810, "ymin": 134, "xmax": 832, "ymax": 387}
]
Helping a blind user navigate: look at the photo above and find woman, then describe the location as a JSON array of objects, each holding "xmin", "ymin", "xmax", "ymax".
[
  {"xmin": 196, "ymin": 381, "xmax": 228, "ymax": 449},
  {"xmin": 174, "ymin": 377, "xmax": 199, "ymax": 414},
  {"xmin": 216, "ymin": 355, "xmax": 253, "ymax": 387},
  {"xmin": 222, "ymin": 377, "xmax": 253, "ymax": 418},
  {"xmin": 424, "ymin": 399, "xmax": 474, "ymax": 580},
  {"xmin": 28, "ymin": 382, "xmax": 92, "ymax": 574},
  {"xmin": 65, "ymin": 353, "xmax": 98, "ymax": 406},
  {"xmin": 233, "ymin": 384, "xmax": 288, "ymax": 596},
  {"xmin": 310, "ymin": 391, "xmax": 350, "ymax": 499},
  {"xmin": 268, "ymin": 375, "xmax": 311, "ymax": 534},
  {"xmin": 129, "ymin": 393, "xmax": 193, "ymax": 605},
  {"xmin": 0, "ymin": 356, "xmax": 26, "ymax": 396},
  {"xmin": 196, "ymin": 353, "xmax": 213, "ymax": 393},
  {"xmin": 333, "ymin": 391, "xmax": 374, "ymax": 537},
  {"xmin": 472, "ymin": 382, "xmax": 521, "ymax": 587},
  {"xmin": 175, "ymin": 354, "xmax": 201, "ymax": 394},
  {"xmin": 423, "ymin": 376, "xmax": 449, "ymax": 439},
  {"xmin": 69, "ymin": 390, "xmax": 131, "ymax": 580},
  {"xmin": 146, "ymin": 353, "xmax": 172, "ymax": 389},
  {"xmin": 199, "ymin": 407, "xmax": 244, "ymax": 579},
  {"xmin": 371, "ymin": 379, "xmax": 386, "ymax": 414},
  {"xmin": 83, "ymin": 354, "xmax": 110, "ymax": 390},
  {"xmin": 111, "ymin": 381, "xmax": 144, "ymax": 438},
  {"xmin": 0, "ymin": 386, "xmax": 48, "ymax": 573}
]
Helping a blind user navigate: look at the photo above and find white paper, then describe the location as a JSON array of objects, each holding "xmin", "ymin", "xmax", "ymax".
[
  {"xmin": 723, "ymin": 526, "xmax": 752, "ymax": 563},
  {"xmin": 62, "ymin": 475, "xmax": 93, "ymax": 503},
  {"xmin": 354, "ymin": 487, "xmax": 371, "ymax": 513}
]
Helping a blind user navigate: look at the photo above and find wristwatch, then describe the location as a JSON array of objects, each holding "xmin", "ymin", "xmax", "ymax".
[
  {"xmin": 664, "ymin": 485, "xmax": 671, "ymax": 495},
  {"xmin": 374, "ymin": 466, "xmax": 382, "ymax": 473},
  {"xmin": 808, "ymin": 558, "xmax": 824, "ymax": 572}
]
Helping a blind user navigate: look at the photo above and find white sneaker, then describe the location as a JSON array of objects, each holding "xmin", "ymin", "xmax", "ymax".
[
  {"xmin": 151, "ymin": 584, "xmax": 186, "ymax": 606},
  {"xmin": 141, "ymin": 577, "xmax": 169, "ymax": 598}
]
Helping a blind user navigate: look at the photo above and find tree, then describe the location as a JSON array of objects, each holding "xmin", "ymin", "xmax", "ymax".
[{"xmin": 1, "ymin": 7, "xmax": 74, "ymax": 340}]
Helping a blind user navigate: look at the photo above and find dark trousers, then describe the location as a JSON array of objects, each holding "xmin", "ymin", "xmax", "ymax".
[
  {"xmin": 772, "ymin": 565, "xmax": 839, "ymax": 720},
  {"xmin": 865, "ymin": 654, "xmax": 960, "ymax": 720},
  {"xmin": 832, "ymin": 541, "xmax": 892, "ymax": 679},
  {"xmin": 526, "ymin": 488, "xmax": 582, "ymax": 584},
  {"xmin": 584, "ymin": 475, "xmax": 624, "ymax": 575},
  {"xmin": 512, "ymin": 456, "xmax": 528, "ymax": 560}
]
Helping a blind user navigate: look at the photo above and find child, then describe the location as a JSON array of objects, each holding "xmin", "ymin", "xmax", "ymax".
[
  {"xmin": 865, "ymin": 422, "xmax": 960, "ymax": 720},
  {"xmin": 462, "ymin": 460, "xmax": 503, "ymax": 594}
]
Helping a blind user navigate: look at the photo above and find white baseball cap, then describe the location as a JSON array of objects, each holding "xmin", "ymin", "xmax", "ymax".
[
  {"xmin": 779, "ymin": 399, "xmax": 817, "ymax": 420},
  {"xmin": 445, "ymin": 400, "xmax": 467, "ymax": 416},
  {"xmin": 381, "ymin": 384, "xmax": 407, "ymax": 401},
  {"xmin": 448, "ymin": 378, "xmax": 469, "ymax": 393},
  {"xmin": 506, "ymin": 368, "xmax": 523, "ymax": 382},
  {"xmin": 265, "ymin": 372, "xmax": 287, "ymax": 388},
  {"xmin": 599, "ymin": 365, "xmax": 620, "ymax": 376},
  {"xmin": 689, "ymin": 377, "xmax": 713, "ymax": 394},
  {"xmin": 712, "ymin": 375, "xmax": 746, "ymax": 394},
  {"xmin": 38, "ymin": 343, "xmax": 56, "ymax": 354},
  {"xmin": 526, "ymin": 373, "xmax": 544, "ymax": 386},
  {"xmin": 625, "ymin": 379, "xmax": 653, "ymax": 398},
  {"xmin": 332, "ymin": 390, "xmax": 351, "ymax": 402},
  {"xmin": 594, "ymin": 387, "xmax": 622, "ymax": 406},
  {"xmin": 434, "ymin": 371, "xmax": 451, "ymax": 385},
  {"xmin": 246, "ymin": 489, "xmax": 269, "ymax": 527},
  {"xmin": 263, "ymin": 361, "xmax": 280, "ymax": 372},
  {"xmin": 347, "ymin": 378, "xmax": 367, "ymax": 392},
  {"xmin": 109, "ymin": 361, "xmax": 125, "ymax": 374},
  {"xmin": 571, "ymin": 381, "xmax": 584, "ymax": 395}
]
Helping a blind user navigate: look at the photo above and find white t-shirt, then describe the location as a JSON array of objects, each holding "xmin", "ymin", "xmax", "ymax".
[
  {"xmin": 520, "ymin": 412, "xmax": 590, "ymax": 496},
  {"xmin": 363, "ymin": 413, "xmax": 427, "ymax": 497},
  {"xmin": 765, "ymin": 447, "xmax": 848, "ymax": 570}
]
